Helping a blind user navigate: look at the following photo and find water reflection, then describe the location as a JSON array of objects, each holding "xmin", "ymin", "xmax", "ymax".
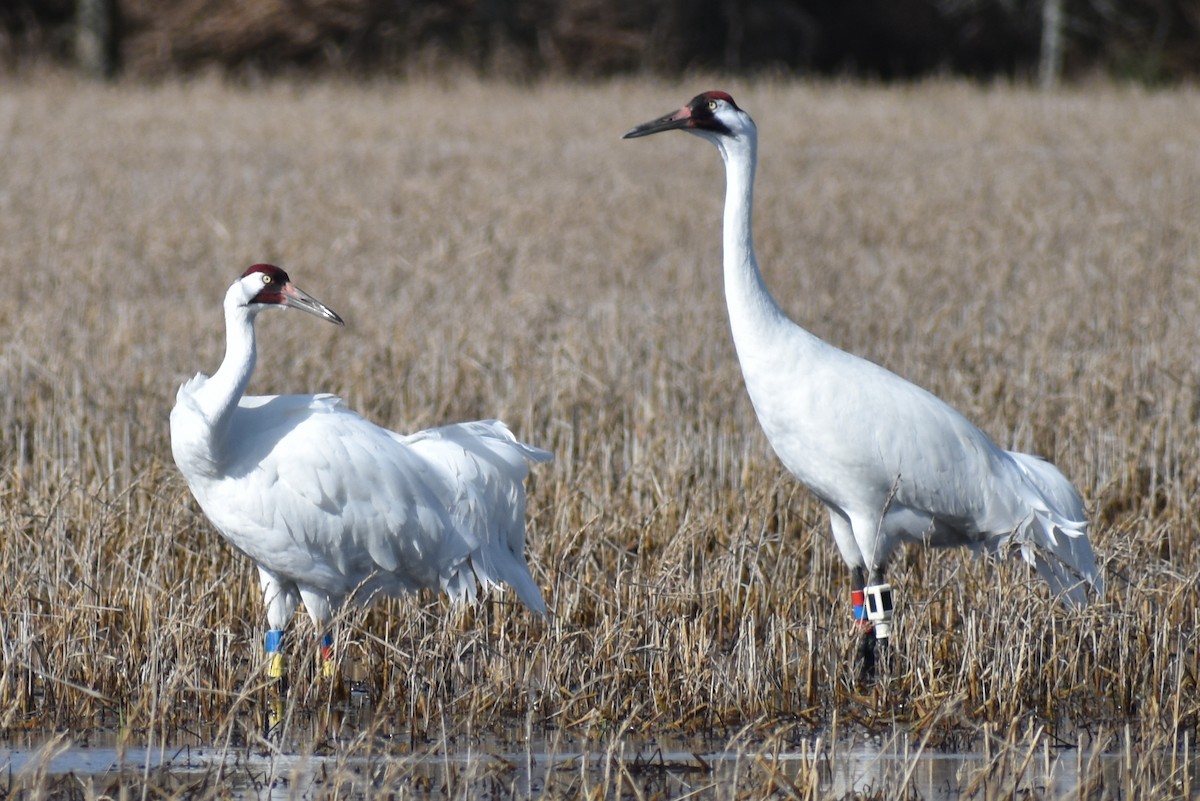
[{"xmin": 0, "ymin": 727, "xmax": 1192, "ymax": 799}]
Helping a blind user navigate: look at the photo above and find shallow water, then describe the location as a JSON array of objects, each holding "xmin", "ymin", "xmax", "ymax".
[{"xmin": 3, "ymin": 728, "xmax": 1191, "ymax": 799}]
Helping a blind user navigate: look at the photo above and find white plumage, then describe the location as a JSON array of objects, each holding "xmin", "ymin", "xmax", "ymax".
[
  {"xmin": 625, "ymin": 92, "xmax": 1101, "ymax": 643},
  {"xmin": 171, "ymin": 265, "xmax": 549, "ymax": 674}
]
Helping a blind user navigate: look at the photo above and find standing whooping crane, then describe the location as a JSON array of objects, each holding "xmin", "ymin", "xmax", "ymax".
[
  {"xmin": 170, "ymin": 265, "xmax": 550, "ymax": 685},
  {"xmin": 624, "ymin": 92, "xmax": 1101, "ymax": 676}
]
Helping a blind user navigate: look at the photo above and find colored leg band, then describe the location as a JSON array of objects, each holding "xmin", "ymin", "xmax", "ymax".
[
  {"xmin": 320, "ymin": 632, "xmax": 336, "ymax": 679},
  {"xmin": 864, "ymin": 583, "xmax": 894, "ymax": 640},
  {"xmin": 265, "ymin": 629, "xmax": 286, "ymax": 679},
  {"xmin": 851, "ymin": 589, "xmax": 867, "ymax": 621}
]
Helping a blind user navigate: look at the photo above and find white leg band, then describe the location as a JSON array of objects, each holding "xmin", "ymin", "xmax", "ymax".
[{"xmin": 864, "ymin": 583, "xmax": 894, "ymax": 640}]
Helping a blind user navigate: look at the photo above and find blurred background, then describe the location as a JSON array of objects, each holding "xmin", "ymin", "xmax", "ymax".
[{"xmin": 5, "ymin": 0, "xmax": 1199, "ymax": 86}]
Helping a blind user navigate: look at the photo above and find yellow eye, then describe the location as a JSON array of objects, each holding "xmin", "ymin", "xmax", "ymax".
[
  {"xmin": 262, "ymin": 274, "xmax": 272, "ymax": 285},
  {"xmin": 708, "ymin": 100, "xmax": 718, "ymax": 111}
]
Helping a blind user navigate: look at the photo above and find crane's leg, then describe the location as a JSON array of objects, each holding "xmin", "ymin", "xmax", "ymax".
[
  {"xmin": 847, "ymin": 566, "xmax": 896, "ymax": 683},
  {"xmin": 829, "ymin": 511, "xmax": 879, "ymax": 681},
  {"xmin": 838, "ymin": 510, "xmax": 899, "ymax": 683},
  {"xmin": 258, "ymin": 569, "xmax": 300, "ymax": 688},
  {"xmin": 850, "ymin": 566, "xmax": 878, "ymax": 680},
  {"xmin": 861, "ymin": 567, "xmax": 894, "ymax": 680},
  {"xmin": 265, "ymin": 629, "xmax": 286, "ymax": 679},
  {"xmin": 298, "ymin": 588, "xmax": 338, "ymax": 681},
  {"xmin": 258, "ymin": 570, "xmax": 300, "ymax": 736}
]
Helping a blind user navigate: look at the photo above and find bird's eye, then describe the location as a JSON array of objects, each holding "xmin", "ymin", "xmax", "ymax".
[
  {"xmin": 708, "ymin": 100, "xmax": 718, "ymax": 111},
  {"xmin": 261, "ymin": 274, "xmax": 272, "ymax": 285}
]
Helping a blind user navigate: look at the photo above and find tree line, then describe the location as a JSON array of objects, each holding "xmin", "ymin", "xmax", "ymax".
[{"xmin": 4, "ymin": 0, "xmax": 1197, "ymax": 83}]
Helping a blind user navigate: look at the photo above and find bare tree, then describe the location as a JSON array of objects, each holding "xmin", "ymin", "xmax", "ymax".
[
  {"xmin": 76, "ymin": 0, "xmax": 118, "ymax": 78},
  {"xmin": 1040, "ymin": 0, "xmax": 1064, "ymax": 87}
]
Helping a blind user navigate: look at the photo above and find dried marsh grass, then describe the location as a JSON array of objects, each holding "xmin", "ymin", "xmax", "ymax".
[{"xmin": 1, "ymin": 74, "xmax": 1199, "ymax": 795}]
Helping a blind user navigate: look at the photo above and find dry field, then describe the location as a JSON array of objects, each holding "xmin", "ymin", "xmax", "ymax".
[{"xmin": 1, "ymin": 74, "xmax": 1199, "ymax": 797}]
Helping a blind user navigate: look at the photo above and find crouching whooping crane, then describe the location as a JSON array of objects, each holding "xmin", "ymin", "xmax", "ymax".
[
  {"xmin": 170, "ymin": 265, "xmax": 550, "ymax": 686},
  {"xmin": 624, "ymin": 92, "xmax": 1102, "ymax": 678}
]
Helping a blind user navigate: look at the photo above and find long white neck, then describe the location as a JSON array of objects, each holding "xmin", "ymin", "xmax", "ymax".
[
  {"xmin": 196, "ymin": 288, "xmax": 259, "ymax": 445},
  {"xmin": 715, "ymin": 129, "xmax": 806, "ymax": 356}
]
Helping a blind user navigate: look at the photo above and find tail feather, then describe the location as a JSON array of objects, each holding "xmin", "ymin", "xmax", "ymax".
[
  {"xmin": 440, "ymin": 531, "xmax": 548, "ymax": 617},
  {"xmin": 1008, "ymin": 452, "xmax": 1103, "ymax": 608},
  {"xmin": 412, "ymin": 420, "xmax": 551, "ymax": 616},
  {"xmin": 464, "ymin": 548, "xmax": 548, "ymax": 617}
]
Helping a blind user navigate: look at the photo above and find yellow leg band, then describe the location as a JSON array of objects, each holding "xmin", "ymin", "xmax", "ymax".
[{"xmin": 267, "ymin": 652, "xmax": 286, "ymax": 679}]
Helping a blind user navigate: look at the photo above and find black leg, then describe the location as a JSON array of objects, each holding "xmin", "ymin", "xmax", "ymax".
[
  {"xmin": 856, "ymin": 627, "xmax": 878, "ymax": 682},
  {"xmin": 850, "ymin": 567, "xmax": 876, "ymax": 682},
  {"xmin": 855, "ymin": 568, "xmax": 897, "ymax": 684}
]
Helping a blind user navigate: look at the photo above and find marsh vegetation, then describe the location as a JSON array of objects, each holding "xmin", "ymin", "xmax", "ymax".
[{"xmin": 0, "ymin": 76, "xmax": 1197, "ymax": 797}]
